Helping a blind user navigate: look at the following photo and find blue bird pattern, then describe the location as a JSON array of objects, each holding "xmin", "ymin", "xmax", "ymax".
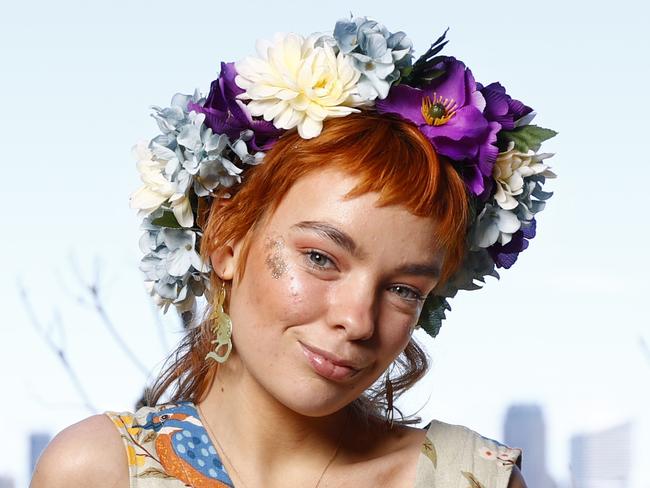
[{"xmin": 108, "ymin": 402, "xmax": 233, "ymax": 487}]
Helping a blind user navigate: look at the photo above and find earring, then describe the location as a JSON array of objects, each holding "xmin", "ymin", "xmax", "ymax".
[{"xmin": 205, "ymin": 282, "xmax": 233, "ymax": 363}]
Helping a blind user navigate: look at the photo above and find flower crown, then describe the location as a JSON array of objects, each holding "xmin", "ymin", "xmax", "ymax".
[{"xmin": 131, "ymin": 16, "xmax": 557, "ymax": 338}]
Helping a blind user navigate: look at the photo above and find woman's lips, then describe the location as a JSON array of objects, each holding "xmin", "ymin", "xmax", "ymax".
[{"xmin": 299, "ymin": 342, "xmax": 361, "ymax": 381}]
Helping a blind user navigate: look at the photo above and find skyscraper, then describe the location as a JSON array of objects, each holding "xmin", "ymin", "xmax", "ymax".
[
  {"xmin": 0, "ymin": 475, "xmax": 15, "ymax": 488},
  {"xmin": 570, "ymin": 422, "xmax": 632, "ymax": 488},
  {"xmin": 504, "ymin": 404, "xmax": 556, "ymax": 488}
]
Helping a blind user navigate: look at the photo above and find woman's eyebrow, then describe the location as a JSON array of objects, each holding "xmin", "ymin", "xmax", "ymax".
[
  {"xmin": 393, "ymin": 262, "xmax": 440, "ymax": 279},
  {"xmin": 290, "ymin": 221, "xmax": 440, "ymax": 276},
  {"xmin": 291, "ymin": 221, "xmax": 365, "ymax": 258}
]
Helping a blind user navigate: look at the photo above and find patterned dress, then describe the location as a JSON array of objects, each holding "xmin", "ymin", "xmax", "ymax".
[{"xmin": 107, "ymin": 403, "xmax": 522, "ymax": 487}]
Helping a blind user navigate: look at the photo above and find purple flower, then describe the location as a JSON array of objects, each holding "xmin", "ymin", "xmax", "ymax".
[
  {"xmin": 188, "ymin": 62, "xmax": 281, "ymax": 152},
  {"xmin": 376, "ymin": 57, "xmax": 500, "ymax": 195},
  {"xmin": 488, "ymin": 218, "xmax": 536, "ymax": 268},
  {"xmin": 480, "ymin": 82, "xmax": 533, "ymax": 131}
]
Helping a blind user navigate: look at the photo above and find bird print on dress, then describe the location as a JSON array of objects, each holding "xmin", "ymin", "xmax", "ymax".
[{"xmin": 109, "ymin": 403, "xmax": 234, "ymax": 487}]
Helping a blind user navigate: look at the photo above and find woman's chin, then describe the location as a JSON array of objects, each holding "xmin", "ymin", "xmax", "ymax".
[{"xmin": 268, "ymin": 376, "xmax": 361, "ymax": 418}]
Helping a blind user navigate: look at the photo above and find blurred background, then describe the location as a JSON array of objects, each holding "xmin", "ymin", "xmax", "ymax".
[{"xmin": 1, "ymin": 0, "xmax": 649, "ymax": 486}]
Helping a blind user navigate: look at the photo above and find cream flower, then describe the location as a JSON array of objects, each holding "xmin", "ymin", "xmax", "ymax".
[
  {"xmin": 129, "ymin": 142, "xmax": 193, "ymax": 228},
  {"xmin": 235, "ymin": 33, "xmax": 363, "ymax": 139},
  {"xmin": 493, "ymin": 142, "xmax": 556, "ymax": 210}
]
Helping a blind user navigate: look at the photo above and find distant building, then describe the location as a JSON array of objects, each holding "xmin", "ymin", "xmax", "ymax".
[
  {"xmin": 29, "ymin": 432, "xmax": 51, "ymax": 476},
  {"xmin": 0, "ymin": 475, "xmax": 15, "ymax": 488},
  {"xmin": 570, "ymin": 422, "xmax": 632, "ymax": 488},
  {"xmin": 504, "ymin": 404, "xmax": 556, "ymax": 488}
]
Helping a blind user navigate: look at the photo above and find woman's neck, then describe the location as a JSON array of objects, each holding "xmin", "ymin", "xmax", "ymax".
[{"xmin": 197, "ymin": 350, "xmax": 353, "ymax": 486}]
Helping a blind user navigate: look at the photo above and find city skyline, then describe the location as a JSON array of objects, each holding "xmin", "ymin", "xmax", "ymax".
[{"xmin": 504, "ymin": 404, "xmax": 556, "ymax": 488}]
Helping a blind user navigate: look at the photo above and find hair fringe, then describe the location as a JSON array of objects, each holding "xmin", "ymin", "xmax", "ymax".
[{"xmin": 147, "ymin": 113, "xmax": 468, "ymax": 425}]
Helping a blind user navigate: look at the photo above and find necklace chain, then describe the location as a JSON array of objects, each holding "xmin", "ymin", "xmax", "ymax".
[{"xmin": 197, "ymin": 404, "xmax": 347, "ymax": 488}]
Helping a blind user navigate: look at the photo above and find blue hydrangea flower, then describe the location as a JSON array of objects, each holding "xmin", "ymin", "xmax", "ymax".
[
  {"xmin": 138, "ymin": 216, "xmax": 210, "ymax": 313},
  {"xmin": 135, "ymin": 92, "xmax": 266, "ymax": 315},
  {"xmin": 333, "ymin": 16, "xmax": 413, "ymax": 100},
  {"xmin": 150, "ymin": 100, "xmax": 257, "ymax": 202}
]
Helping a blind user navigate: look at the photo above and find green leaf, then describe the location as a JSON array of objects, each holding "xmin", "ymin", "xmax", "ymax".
[
  {"xmin": 403, "ymin": 29, "xmax": 449, "ymax": 87},
  {"xmin": 138, "ymin": 468, "xmax": 176, "ymax": 479},
  {"xmin": 412, "ymin": 28, "xmax": 449, "ymax": 70},
  {"xmin": 461, "ymin": 471, "xmax": 486, "ymax": 488},
  {"xmin": 141, "ymin": 430, "xmax": 157, "ymax": 444},
  {"xmin": 418, "ymin": 68, "xmax": 446, "ymax": 84},
  {"xmin": 422, "ymin": 437, "xmax": 438, "ymax": 469},
  {"xmin": 417, "ymin": 295, "xmax": 451, "ymax": 338},
  {"xmin": 498, "ymin": 125, "xmax": 558, "ymax": 153},
  {"xmin": 400, "ymin": 66, "xmax": 413, "ymax": 78},
  {"xmin": 151, "ymin": 210, "xmax": 182, "ymax": 229}
]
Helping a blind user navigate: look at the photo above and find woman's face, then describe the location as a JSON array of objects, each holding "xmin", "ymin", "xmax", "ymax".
[{"xmin": 218, "ymin": 168, "xmax": 443, "ymax": 417}]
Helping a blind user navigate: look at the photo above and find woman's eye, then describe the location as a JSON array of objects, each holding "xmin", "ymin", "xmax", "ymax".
[
  {"xmin": 305, "ymin": 250, "xmax": 335, "ymax": 270},
  {"xmin": 390, "ymin": 285, "xmax": 424, "ymax": 302}
]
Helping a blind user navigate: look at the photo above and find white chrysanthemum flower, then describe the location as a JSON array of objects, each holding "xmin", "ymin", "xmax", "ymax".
[
  {"xmin": 493, "ymin": 142, "xmax": 555, "ymax": 210},
  {"xmin": 129, "ymin": 142, "xmax": 193, "ymax": 227},
  {"xmin": 473, "ymin": 205, "xmax": 521, "ymax": 248},
  {"xmin": 235, "ymin": 33, "xmax": 363, "ymax": 139}
]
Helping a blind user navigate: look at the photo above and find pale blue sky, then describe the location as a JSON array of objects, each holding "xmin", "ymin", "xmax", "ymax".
[{"xmin": 1, "ymin": 0, "xmax": 649, "ymax": 486}]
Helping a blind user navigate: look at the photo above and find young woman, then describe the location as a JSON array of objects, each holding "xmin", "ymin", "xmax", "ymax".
[{"xmin": 32, "ymin": 16, "xmax": 556, "ymax": 488}]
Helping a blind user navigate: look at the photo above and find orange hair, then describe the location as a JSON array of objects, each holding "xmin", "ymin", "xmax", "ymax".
[
  {"xmin": 202, "ymin": 111, "xmax": 469, "ymax": 284},
  {"xmin": 148, "ymin": 112, "xmax": 469, "ymax": 423}
]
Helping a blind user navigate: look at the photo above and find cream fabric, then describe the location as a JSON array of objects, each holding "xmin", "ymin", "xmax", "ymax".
[{"xmin": 107, "ymin": 404, "xmax": 522, "ymax": 487}]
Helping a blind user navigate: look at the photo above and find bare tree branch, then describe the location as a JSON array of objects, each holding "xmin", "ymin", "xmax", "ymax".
[
  {"xmin": 18, "ymin": 282, "xmax": 96, "ymax": 413},
  {"xmin": 149, "ymin": 299, "xmax": 170, "ymax": 353},
  {"xmin": 88, "ymin": 280, "xmax": 151, "ymax": 377},
  {"xmin": 68, "ymin": 256, "xmax": 150, "ymax": 377}
]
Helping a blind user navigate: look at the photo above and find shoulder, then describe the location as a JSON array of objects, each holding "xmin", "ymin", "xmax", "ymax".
[
  {"xmin": 30, "ymin": 414, "xmax": 128, "ymax": 488},
  {"xmin": 414, "ymin": 420, "xmax": 523, "ymax": 488}
]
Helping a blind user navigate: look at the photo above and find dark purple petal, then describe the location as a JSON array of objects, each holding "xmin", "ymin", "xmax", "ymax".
[
  {"xmin": 477, "ymin": 121, "xmax": 501, "ymax": 178},
  {"xmin": 247, "ymin": 113, "xmax": 283, "ymax": 151},
  {"xmin": 463, "ymin": 67, "xmax": 479, "ymax": 108},
  {"xmin": 204, "ymin": 78, "xmax": 227, "ymax": 113},
  {"xmin": 191, "ymin": 103, "xmax": 229, "ymax": 133},
  {"xmin": 478, "ymin": 177, "xmax": 493, "ymax": 201},
  {"xmin": 428, "ymin": 105, "xmax": 489, "ymax": 142},
  {"xmin": 457, "ymin": 160, "xmax": 485, "ymax": 195},
  {"xmin": 521, "ymin": 218, "xmax": 537, "ymax": 239},
  {"xmin": 481, "ymin": 82, "xmax": 532, "ymax": 131},
  {"xmin": 425, "ymin": 57, "xmax": 470, "ymax": 107},
  {"xmin": 426, "ymin": 133, "xmax": 479, "ymax": 161},
  {"xmin": 203, "ymin": 63, "xmax": 244, "ymax": 113},
  {"xmin": 191, "ymin": 62, "xmax": 281, "ymax": 152},
  {"xmin": 508, "ymin": 97, "xmax": 532, "ymax": 122},
  {"xmin": 375, "ymin": 84, "xmax": 427, "ymax": 125},
  {"xmin": 220, "ymin": 62, "xmax": 245, "ymax": 99},
  {"xmin": 488, "ymin": 230, "xmax": 530, "ymax": 269},
  {"xmin": 481, "ymin": 83, "xmax": 509, "ymax": 124}
]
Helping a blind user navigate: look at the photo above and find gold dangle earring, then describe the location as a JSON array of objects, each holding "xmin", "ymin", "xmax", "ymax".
[{"xmin": 205, "ymin": 281, "xmax": 233, "ymax": 363}]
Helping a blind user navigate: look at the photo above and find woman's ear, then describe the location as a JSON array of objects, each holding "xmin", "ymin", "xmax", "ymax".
[{"xmin": 210, "ymin": 244, "xmax": 236, "ymax": 281}]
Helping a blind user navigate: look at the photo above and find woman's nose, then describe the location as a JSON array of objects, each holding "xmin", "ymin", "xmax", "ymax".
[{"xmin": 326, "ymin": 275, "xmax": 378, "ymax": 341}]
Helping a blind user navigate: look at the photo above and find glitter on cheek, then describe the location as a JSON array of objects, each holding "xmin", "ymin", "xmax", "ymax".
[{"xmin": 264, "ymin": 236, "xmax": 288, "ymax": 279}]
